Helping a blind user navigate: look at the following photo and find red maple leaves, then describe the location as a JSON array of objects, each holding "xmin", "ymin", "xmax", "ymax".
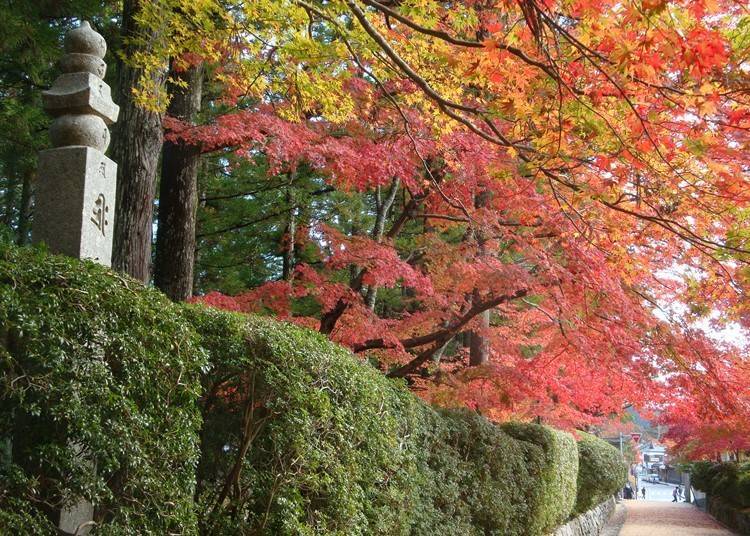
[{"xmin": 184, "ymin": 0, "xmax": 750, "ymax": 453}]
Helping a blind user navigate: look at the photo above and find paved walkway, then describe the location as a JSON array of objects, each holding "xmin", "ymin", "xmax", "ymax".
[
  {"xmin": 635, "ymin": 480, "xmax": 679, "ymax": 502},
  {"xmin": 602, "ymin": 500, "xmax": 737, "ymax": 535}
]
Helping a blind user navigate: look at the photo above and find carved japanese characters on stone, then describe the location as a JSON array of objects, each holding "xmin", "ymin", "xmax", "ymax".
[{"xmin": 90, "ymin": 193, "xmax": 109, "ymax": 236}]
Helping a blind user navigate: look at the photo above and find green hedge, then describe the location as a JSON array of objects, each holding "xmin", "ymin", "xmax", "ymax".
[
  {"xmin": 0, "ymin": 243, "xmax": 204, "ymax": 533},
  {"xmin": 0, "ymin": 244, "xmax": 627, "ymax": 534},
  {"xmin": 500, "ymin": 422, "xmax": 579, "ymax": 534},
  {"xmin": 188, "ymin": 307, "xmax": 584, "ymax": 535},
  {"xmin": 189, "ymin": 307, "xmax": 433, "ymax": 535},
  {"xmin": 692, "ymin": 461, "xmax": 750, "ymax": 534},
  {"xmin": 691, "ymin": 461, "xmax": 750, "ymax": 509},
  {"xmin": 574, "ymin": 431, "xmax": 627, "ymax": 513},
  {"xmin": 420, "ymin": 409, "xmax": 547, "ymax": 536}
]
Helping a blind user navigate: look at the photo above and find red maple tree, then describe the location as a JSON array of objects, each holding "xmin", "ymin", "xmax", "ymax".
[{"xmin": 178, "ymin": 0, "xmax": 750, "ymax": 454}]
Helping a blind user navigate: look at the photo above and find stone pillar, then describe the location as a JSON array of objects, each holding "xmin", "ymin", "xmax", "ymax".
[
  {"xmin": 33, "ymin": 21, "xmax": 119, "ymax": 267},
  {"xmin": 32, "ymin": 21, "xmax": 118, "ymax": 534}
]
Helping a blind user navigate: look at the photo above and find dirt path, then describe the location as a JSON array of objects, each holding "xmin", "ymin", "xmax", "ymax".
[{"xmin": 607, "ymin": 500, "xmax": 736, "ymax": 535}]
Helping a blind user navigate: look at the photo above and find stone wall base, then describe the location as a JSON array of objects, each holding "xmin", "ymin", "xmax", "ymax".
[{"xmin": 553, "ymin": 497, "xmax": 616, "ymax": 536}]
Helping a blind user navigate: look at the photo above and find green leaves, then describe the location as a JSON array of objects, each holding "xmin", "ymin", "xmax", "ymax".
[
  {"xmin": 501, "ymin": 422, "xmax": 580, "ymax": 533},
  {"xmin": 0, "ymin": 243, "xmax": 204, "ymax": 533},
  {"xmin": 574, "ymin": 431, "xmax": 627, "ymax": 514},
  {"xmin": 191, "ymin": 308, "xmax": 604, "ymax": 535},
  {"xmin": 1, "ymin": 244, "xmax": 627, "ymax": 533}
]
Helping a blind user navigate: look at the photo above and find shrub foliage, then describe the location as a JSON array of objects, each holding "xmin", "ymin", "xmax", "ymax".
[
  {"xmin": 691, "ymin": 461, "xmax": 750, "ymax": 509},
  {"xmin": 574, "ymin": 431, "xmax": 627, "ymax": 514},
  {"xmin": 190, "ymin": 308, "xmax": 433, "ymax": 535},
  {"xmin": 190, "ymin": 307, "xmax": 591, "ymax": 535},
  {"xmin": 1, "ymin": 245, "xmax": 627, "ymax": 534},
  {"xmin": 0, "ymin": 244, "xmax": 204, "ymax": 533},
  {"xmin": 500, "ymin": 422, "xmax": 579, "ymax": 534}
]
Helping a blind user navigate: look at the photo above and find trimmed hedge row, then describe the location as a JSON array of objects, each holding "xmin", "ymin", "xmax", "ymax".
[
  {"xmin": 0, "ymin": 243, "xmax": 204, "ymax": 533},
  {"xmin": 500, "ymin": 422, "xmax": 579, "ymax": 533},
  {"xmin": 690, "ymin": 461, "xmax": 750, "ymax": 535},
  {"xmin": 1, "ymin": 244, "xmax": 626, "ymax": 534},
  {"xmin": 188, "ymin": 307, "xmax": 544, "ymax": 535},
  {"xmin": 189, "ymin": 307, "xmax": 432, "ymax": 535},
  {"xmin": 574, "ymin": 431, "xmax": 628, "ymax": 514}
]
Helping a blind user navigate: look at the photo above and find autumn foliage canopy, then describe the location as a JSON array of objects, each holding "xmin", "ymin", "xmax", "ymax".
[{"xmin": 140, "ymin": 0, "xmax": 750, "ymax": 458}]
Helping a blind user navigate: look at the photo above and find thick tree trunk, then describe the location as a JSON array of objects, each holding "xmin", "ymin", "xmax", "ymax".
[
  {"xmin": 469, "ymin": 306, "xmax": 490, "ymax": 366},
  {"xmin": 16, "ymin": 169, "xmax": 33, "ymax": 245},
  {"xmin": 110, "ymin": 0, "xmax": 167, "ymax": 283},
  {"xmin": 154, "ymin": 62, "xmax": 204, "ymax": 301}
]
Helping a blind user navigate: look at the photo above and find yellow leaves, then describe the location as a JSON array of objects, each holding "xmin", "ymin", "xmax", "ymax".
[
  {"xmin": 698, "ymin": 82, "xmax": 716, "ymax": 96},
  {"xmin": 699, "ymin": 98, "xmax": 718, "ymax": 116},
  {"xmin": 693, "ymin": 82, "xmax": 719, "ymax": 116},
  {"xmin": 126, "ymin": 0, "xmax": 229, "ymax": 111},
  {"xmin": 706, "ymin": 159, "xmax": 730, "ymax": 177},
  {"xmin": 287, "ymin": 70, "xmax": 356, "ymax": 123}
]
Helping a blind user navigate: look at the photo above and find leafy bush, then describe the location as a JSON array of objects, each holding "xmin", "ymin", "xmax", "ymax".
[
  {"xmin": 689, "ymin": 460, "xmax": 715, "ymax": 491},
  {"xmin": 691, "ymin": 461, "xmax": 750, "ymax": 534},
  {"xmin": 187, "ymin": 307, "xmax": 577, "ymax": 536},
  {"xmin": 1, "ymin": 244, "xmax": 619, "ymax": 535},
  {"xmin": 574, "ymin": 431, "xmax": 627, "ymax": 513},
  {"xmin": 690, "ymin": 461, "xmax": 750, "ymax": 509},
  {"xmin": 418, "ymin": 409, "xmax": 546, "ymax": 536},
  {"xmin": 0, "ymin": 244, "xmax": 204, "ymax": 534},
  {"xmin": 189, "ymin": 307, "xmax": 432, "ymax": 535},
  {"xmin": 500, "ymin": 422, "xmax": 579, "ymax": 533}
]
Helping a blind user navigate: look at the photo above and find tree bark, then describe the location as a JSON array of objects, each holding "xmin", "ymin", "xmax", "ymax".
[
  {"xmin": 468, "ymin": 189, "xmax": 493, "ymax": 366},
  {"xmin": 16, "ymin": 168, "xmax": 33, "ymax": 245},
  {"xmin": 154, "ymin": 62, "xmax": 204, "ymax": 301},
  {"xmin": 281, "ymin": 177, "xmax": 296, "ymax": 281},
  {"xmin": 2, "ymin": 173, "xmax": 17, "ymax": 227},
  {"xmin": 469, "ymin": 306, "xmax": 490, "ymax": 366},
  {"xmin": 110, "ymin": 0, "xmax": 167, "ymax": 283},
  {"xmin": 386, "ymin": 288, "xmax": 528, "ymax": 378},
  {"xmin": 365, "ymin": 178, "xmax": 400, "ymax": 310}
]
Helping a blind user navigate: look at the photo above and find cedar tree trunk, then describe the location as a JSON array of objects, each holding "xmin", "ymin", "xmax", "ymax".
[
  {"xmin": 154, "ymin": 62, "xmax": 204, "ymax": 300},
  {"xmin": 110, "ymin": 0, "xmax": 166, "ymax": 282}
]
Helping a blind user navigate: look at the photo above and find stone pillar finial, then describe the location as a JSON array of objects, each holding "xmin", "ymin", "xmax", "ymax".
[
  {"xmin": 43, "ymin": 20, "xmax": 119, "ymax": 152},
  {"xmin": 33, "ymin": 20, "xmax": 119, "ymax": 268},
  {"xmin": 60, "ymin": 21, "xmax": 107, "ymax": 77}
]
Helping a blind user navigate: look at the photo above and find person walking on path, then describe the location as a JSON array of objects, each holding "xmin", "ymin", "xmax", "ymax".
[
  {"xmin": 672, "ymin": 486, "xmax": 679, "ymax": 502},
  {"xmin": 641, "ymin": 486, "xmax": 646, "ymax": 500}
]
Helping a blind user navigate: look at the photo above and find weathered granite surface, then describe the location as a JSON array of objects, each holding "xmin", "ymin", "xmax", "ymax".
[
  {"xmin": 33, "ymin": 20, "xmax": 118, "ymax": 268},
  {"xmin": 553, "ymin": 497, "xmax": 616, "ymax": 536},
  {"xmin": 599, "ymin": 501, "xmax": 627, "ymax": 536},
  {"xmin": 33, "ymin": 147, "xmax": 116, "ymax": 265},
  {"xmin": 41, "ymin": 20, "xmax": 119, "ymax": 153},
  {"xmin": 44, "ymin": 72, "xmax": 119, "ymax": 123}
]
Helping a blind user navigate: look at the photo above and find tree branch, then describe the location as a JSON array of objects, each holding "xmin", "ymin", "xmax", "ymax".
[{"xmin": 354, "ymin": 287, "xmax": 529, "ymax": 354}]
